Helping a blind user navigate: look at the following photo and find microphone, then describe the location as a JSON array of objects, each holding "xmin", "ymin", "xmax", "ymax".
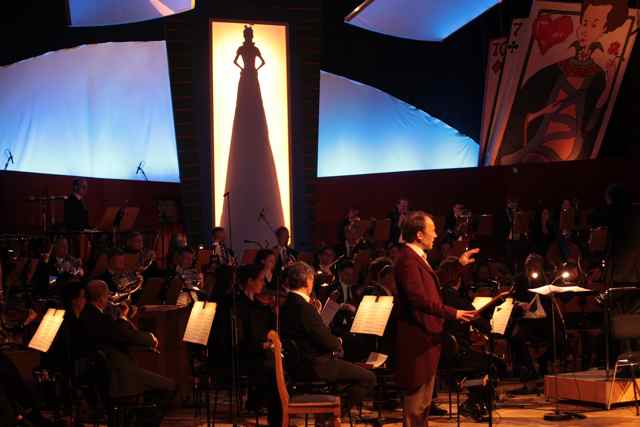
[
  {"xmin": 257, "ymin": 208, "xmax": 265, "ymax": 222},
  {"xmin": 135, "ymin": 161, "xmax": 148, "ymax": 181},
  {"xmin": 4, "ymin": 149, "xmax": 14, "ymax": 170}
]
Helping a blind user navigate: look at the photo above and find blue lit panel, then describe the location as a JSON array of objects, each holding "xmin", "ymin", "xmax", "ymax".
[
  {"xmin": 68, "ymin": 0, "xmax": 195, "ymax": 26},
  {"xmin": 0, "ymin": 41, "xmax": 180, "ymax": 183},
  {"xmin": 318, "ymin": 71, "xmax": 478, "ymax": 178},
  {"xmin": 346, "ymin": 0, "xmax": 500, "ymax": 41}
]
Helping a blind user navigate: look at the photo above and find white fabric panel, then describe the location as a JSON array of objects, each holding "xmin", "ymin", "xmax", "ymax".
[
  {"xmin": 68, "ymin": 0, "xmax": 194, "ymax": 26},
  {"xmin": 318, "ymin": 71, "xmax": 479, "ymax": 178},
  {"xmin": 0, "ymin": 41, "xmax": 180, "ymax": 183}
]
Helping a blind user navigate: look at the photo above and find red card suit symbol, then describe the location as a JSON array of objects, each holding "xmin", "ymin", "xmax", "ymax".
[
  {"xmin": 534, "ymin": 14, "xmax": 573, "ymax": 55},
  {"xmin": 608, "ymin": 41, "xmax": 621, "ymax": 55},
  {"xmin": 492, "ymin": 60, "xmax": 503, "ymax": 74}
]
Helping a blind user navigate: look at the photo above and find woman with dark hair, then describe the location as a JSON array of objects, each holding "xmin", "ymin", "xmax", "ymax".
[
  {"xmin": 254, "ymin": 248, "xmax": 277, "ymax": 290},
  {"xmin": 209, "ymin": 263, "xmax": 277, "ymax": 423}
]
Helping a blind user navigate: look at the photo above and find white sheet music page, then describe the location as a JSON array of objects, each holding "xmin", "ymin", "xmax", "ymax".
[
  {"xmin": 472, "ymin": 297, "xmax": 493, "ymax": 311},
  {"xmin": 350, "ymin": 295, "xmax": 393, "ymax": 336},
  {"xmin": 528, "ymin": 285, "xmax": 591, "ymax": 295},
  {"xmin": 28, "ymin": 308, "xmax": 65, "ymax": 353},
  {"xmin": 365, "ymin": 352, "xmax": 388, "ymax": 368},
  {"xmin": 490, "ymin": 298, "xmax": 513, "ymax": 335},
  {"xmin": 183, "ymin": 301, "xmax": 217, "ymax": 345},
  {"xmin": 321, "ymin": 298, "xmax": 341, "ymax": 326}
]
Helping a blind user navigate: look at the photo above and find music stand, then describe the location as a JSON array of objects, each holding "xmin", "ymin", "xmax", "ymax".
[
  {"xmin": 529, "ymin": 283, "xmax": 592, "ymax": 421},
  {"xmin": 97, "ymin": 207, "xmax": 120, "ymax": 231},
  {"xmin": 119, "ymin": 207, "xmax": 139, "ymax": 232}
]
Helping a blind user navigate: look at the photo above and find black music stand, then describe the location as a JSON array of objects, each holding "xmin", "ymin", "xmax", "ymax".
[{"xmin": 529, "ymin": 283, "xmax": 591, "ymax": 421}]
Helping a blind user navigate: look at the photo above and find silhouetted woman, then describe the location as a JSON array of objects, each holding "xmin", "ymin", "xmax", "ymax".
[{"xmin": 221, "ymin": 25, "xmax": 284, "ymax": 253}]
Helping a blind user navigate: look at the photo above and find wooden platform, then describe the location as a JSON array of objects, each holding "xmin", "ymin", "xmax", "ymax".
[{"xmin": 545, "ymin": 369, "xmax": 640, "ymax": 407}]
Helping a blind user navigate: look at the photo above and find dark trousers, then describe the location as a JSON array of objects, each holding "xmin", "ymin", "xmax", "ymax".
[{"xmin": 311, "ymin": 357, "xmax": 377, "ymax": 414}]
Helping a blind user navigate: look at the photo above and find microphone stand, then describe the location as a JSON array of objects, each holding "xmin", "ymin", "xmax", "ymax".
[{"xmin": 225, "ymin": 192, "xmax": 240, "ymax": 426}]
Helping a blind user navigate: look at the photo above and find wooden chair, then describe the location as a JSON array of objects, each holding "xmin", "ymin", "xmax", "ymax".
[{"xmin": 267, "ymin": 330, "xmax": 342, "ymax": 427}]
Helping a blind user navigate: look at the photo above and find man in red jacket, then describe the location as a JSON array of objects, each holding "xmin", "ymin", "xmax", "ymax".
[{"xmin": 395, "ymin": 211, "xmax": 478, "ymax": 427}]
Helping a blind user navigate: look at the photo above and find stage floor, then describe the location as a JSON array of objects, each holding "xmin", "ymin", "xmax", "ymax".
[{"xmin": 157, "ymin": 391, "xmax": 639, "ymax": 426}]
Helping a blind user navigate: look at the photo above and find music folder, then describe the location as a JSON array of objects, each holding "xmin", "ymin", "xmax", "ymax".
[
  {"xmin": 183, "ymin": 301, "xmax": 217, "ymax": 346},
  {"xmin": 350, "ymin": 295, "xmax": 393, "ymax": 336},
  {"xmin": 28, "ymin": 308, "xmax": 65, "ymax": 353},
  {"xmin": 472, "ymin": 296, "xmax": 514, "ymax": 335}
]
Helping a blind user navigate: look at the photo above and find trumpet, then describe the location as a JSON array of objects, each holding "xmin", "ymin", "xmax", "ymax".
[{"xmin": 109, "ymin": 272, "xmax": 143, "ymax": 305}]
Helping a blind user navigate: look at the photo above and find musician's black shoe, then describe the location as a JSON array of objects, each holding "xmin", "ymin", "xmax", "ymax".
[{"xmin": 429, "ymin": 403, "xmax": 448, "ymax": 416}]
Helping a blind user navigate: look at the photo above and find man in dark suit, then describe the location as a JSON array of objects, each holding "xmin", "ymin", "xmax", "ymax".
[
  {"xmin": 79, "ymin": 280, "xmax": 175, "ymax": 426},
  {"xmin": 64, "ymin": 178, "xmax": 89, "ymax": 230},
  {"xmin": 280, "ymin": 261, "xmax": 376, "ymax": 418},
  {"xmin": 395, "ymin": 211, "xmax": 477, "ymax": 427}
]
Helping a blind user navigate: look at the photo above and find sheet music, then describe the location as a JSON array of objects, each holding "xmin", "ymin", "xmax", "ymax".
[
  {"xmin": 472, "ymin": 297, "xmax": 493, "ymax": 311},
  {"xmin": 183, "ymin": 301, "xmax": 217, "ymax": 345},
  {"xmin": 364, "ymin": 352, "xmax": 388, "ymax": 369},
  {"xmin": 490, "ymin": 298, "xmax": 513, "ymax": 335},
  {"xmin": 528, "ymin": 285, "xmax": 591, "ymax": 295},
  {"xmin": 28, "ymin": 308, "xmax": 65, "ymax": 353},
  {"xmin": 350, "ymin": 295, "xmax": 393, "ymax": 336},
  {"xmin": 321, "ymin": 298, "xmax": 341, "ymax": 326}
]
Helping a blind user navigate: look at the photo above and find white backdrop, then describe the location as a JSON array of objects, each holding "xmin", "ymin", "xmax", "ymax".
[{"xmin": 0, "ymin": 41, "xmax": 180, "ymax": 182}]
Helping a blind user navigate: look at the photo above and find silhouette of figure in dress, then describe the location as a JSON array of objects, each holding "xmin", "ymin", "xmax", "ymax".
[{"xmin": 221, "ymin": 26, "xmax": 285, "ymax": 253}]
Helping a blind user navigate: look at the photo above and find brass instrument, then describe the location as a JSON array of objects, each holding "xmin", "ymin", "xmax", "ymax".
[{"xmin": 109, "ymin": 271, "xmax": 143, "ymax": 305}]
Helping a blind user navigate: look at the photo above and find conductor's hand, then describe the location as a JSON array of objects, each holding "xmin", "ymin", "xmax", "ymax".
[
  {"xmin": 459, "ymin": 248, "xmax": 480, "ymax": 266},
  {"xmin": 456, "ymin": 310, "xmax": 478, "ymax": 322}
]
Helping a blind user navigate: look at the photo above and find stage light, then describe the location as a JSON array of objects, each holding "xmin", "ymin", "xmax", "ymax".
[
  {"xmin": 530, "ymin": 271, "xmax": 539, "ymax": 280},
  {"xmin": 561, "ymin": 271, "xmax": 570, "ymax": 280}
]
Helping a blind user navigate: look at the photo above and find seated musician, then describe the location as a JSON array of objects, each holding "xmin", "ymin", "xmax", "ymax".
[
  {"xmin": 209, "ymin": 226, "xmax": 235, "ymax": 269},
  {"xmin": 34, "ymin": 237, "xmax": 83, "ymax": 296},
  {"xmin": 63, "ymin": 178, "xmax": 89, "ymax": 231},
  {"xmin": 167, "ymin": 232, "xmax": 188, "ymax": 269},
  {"xmin": 315, "ymin": 245, "xmax": 336, "ymax": 276},
  {"xmin": 509, "ymin": 253, "xmax": 560, "ymax": 394},
  {"xmin": 444, "ymin": 203, "xmax": 466, "ymax": 243},
  {"xmin": 209, "ymin": 264, "xmax": 279, "ymax": 424},
  {"xmin": 255, "ymin": 248, "xmax": 278, "ymax": 291},
  {"xmin": 273, "ymin": 226, "xmax": 297, "ymax": 272},
  {"xmin": 335, "ymin": 224, "xmax": 369, "ymax": 260},
  {"xmin": 95, "ymin": 248, "xmax": 140, "ymax": 294},
  {"xmin": 78, "ymin": 280, "xmax": 175, "ymax": 426},
  {"xmin": 439, "ymin": 258, "xmax": 492, "ymax": 422},
  {"xmin": 280, "ymin": 261, "xmax": 376, "ymax": 419},
  {"xmin": 125, "ymin": 231, "xmax": 160, "ymax": 278},
  {"xmin": 168, "ymin": 247, "xmax": 202, "ymax": 306},
  {"xmin": 40, "ymin": 282, "xmax": 87, "ymax": 375},
  {"xmin": 321, "ymin": 260, "xmax": 358, "ymax": 306}
]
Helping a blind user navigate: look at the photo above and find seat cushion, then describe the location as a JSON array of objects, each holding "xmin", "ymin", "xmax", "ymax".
[{"xmin": 289, "ymin": 394, "xmax": 340, "ymax": 407}]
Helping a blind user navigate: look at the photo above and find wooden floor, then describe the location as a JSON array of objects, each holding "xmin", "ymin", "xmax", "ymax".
[{"xmin": 159, "ymin": 392, "xmax": 640, "ymax": 426}]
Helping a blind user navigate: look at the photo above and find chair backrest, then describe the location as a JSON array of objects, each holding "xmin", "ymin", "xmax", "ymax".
[
  {"xmin": 267, "ymin": 330, "xmax": 289, "ymax": 410},
  {"xmin": 611, "ymin": 314, "xmax": 640, "ymax": 340}
]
